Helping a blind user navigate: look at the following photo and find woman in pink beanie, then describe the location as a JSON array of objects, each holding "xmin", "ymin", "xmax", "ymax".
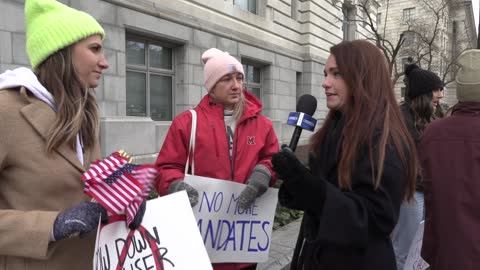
[{"xmin": 155, "ymin": 48, "xmax": 280, "ymax": 270}]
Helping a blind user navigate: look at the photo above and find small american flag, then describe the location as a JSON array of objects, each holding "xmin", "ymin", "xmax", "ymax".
[{"xmin": 82, "ymin": 151, "xmax": 158, "ymax": 227}]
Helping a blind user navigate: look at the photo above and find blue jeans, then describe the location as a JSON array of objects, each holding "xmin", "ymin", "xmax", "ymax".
[{"xmin": 391, "ymin": 191, "xmax": 424, "ymax": 270}]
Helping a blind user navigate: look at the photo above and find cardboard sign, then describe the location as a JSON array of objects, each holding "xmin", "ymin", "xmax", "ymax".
[
  {"xmin": 404, "ymin": 221, "xmax": 430, "ymax": 270},
  {"xmin": 93, "ymin": 192, "xmax": 213, "ymax": 270},
  {"xmin": 185, "ymin": 174, "xmax": 279, "ymax": 263}
]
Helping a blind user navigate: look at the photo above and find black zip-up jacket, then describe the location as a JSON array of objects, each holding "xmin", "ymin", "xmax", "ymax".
[
  {"xmin": 280, "ymin": 113, "xmax": 404, "ymax": 270},
  {"xmin": 399, "ymin": 103, "xmax": 423, "ymax": 191}
]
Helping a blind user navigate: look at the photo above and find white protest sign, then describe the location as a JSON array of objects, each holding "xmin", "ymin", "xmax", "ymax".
[
  {"xmin": 93, "ymin": 191, "xmax": 213, "ymax": 270},
  {"xmin": 404, "ymin": 221, "xmax": 429, "ymax": 270},
  {"xmin": 184, "ymin": 174, "xmax": 279, "ymax": 263}
]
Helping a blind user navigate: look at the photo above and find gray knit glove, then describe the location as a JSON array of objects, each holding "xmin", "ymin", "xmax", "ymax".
[
  {"xmin": 168, "ymin": 179, "xmax": 199, "ymax": 207},
  {"xmin": 53, "ymin": 201, "xmax": 108, "ymax": 241},
  {"xmin": 238, "ymin": 164, "xmax": 271, "ymax": 210}
]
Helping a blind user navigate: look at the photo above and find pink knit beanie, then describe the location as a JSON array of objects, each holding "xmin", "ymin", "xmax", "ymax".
[{"xmin": 202, "ymin": 48, "xmax": 245, "ymax": 92}]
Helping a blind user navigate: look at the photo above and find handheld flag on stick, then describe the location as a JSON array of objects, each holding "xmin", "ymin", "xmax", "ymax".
[{"xmin": 82, "ymin": 150, "xmax": 158, "ymax": 227}]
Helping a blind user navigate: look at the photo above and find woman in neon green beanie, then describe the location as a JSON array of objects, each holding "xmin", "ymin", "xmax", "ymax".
[{"xmin": 0, "ymin": 0, "xmax": 112, "ymax": 269}]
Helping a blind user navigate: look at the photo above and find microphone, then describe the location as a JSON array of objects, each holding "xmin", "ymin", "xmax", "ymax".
[{"xmin": 287, "ymin": 94, "xmax": 317, "ymax": 152}]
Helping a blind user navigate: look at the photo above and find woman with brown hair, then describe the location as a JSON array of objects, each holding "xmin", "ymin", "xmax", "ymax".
[
  {"xmin": 0, "ymin": 0, "xmax": 113, "ymax": 269},
  {"xmin": 272, "ymin": 40, "xmax": 418, "ymax": 270},
  {"xmin": 392, "ymin": 63, "xmax": 443, "ymax": 270}
]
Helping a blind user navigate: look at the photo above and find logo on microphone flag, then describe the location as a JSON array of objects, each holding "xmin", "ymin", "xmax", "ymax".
[
  {"xmin": 82, "ymin": 151, "xmax": 158, "ymax": 227},
  {"xmin": 287, "ymin": 112, "xmax": 317, "ymax": 131}
]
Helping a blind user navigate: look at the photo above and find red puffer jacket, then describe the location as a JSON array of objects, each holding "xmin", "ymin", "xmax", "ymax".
[{"xmin": 155, "ymin": 90, "xmax": 279, "ymax": 270}]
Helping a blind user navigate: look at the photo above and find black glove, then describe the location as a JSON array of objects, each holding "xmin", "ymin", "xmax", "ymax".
[
  {"xmin": 168, "ymin": 179, "xmax": 199, "ymax": 207},
  {"xmin": 129, "ymin": 199, "xmax": 146, "ymax": 230},
  {"xmin": 272, "ymin": 146, "xmax": 310, "ymax": 183},
  {"xmin": 278, "ymin": 185, "xmax": 302, "ymax": 210},
  {"xmin": 238, "ymin": 164, "xmax": 271, "ymax": 210},
  {"xmin": 53, "ymin": 201, "xmax": 108, "ymax": 241},
  {"xmin": 272, "ymin": 146, "xmax": 326, "ymax": 210}
]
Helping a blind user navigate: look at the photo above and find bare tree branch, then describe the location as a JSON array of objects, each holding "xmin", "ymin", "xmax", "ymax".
[
  {"xmin": 350, "ymin": 0, "xmax": 473, "ymax": 90},
  {"xmin": 356, "ymin": 0, "xmax": 404, "ymax": 75}
]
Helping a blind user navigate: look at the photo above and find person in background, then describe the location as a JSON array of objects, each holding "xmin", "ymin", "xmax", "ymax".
[
  {"xmin": 432, "ymin": 88, "xmax": 444, "ymax": 109},
  {"xmin": 391, "ymin": 63, "xmax": 443, "ymax": 270},
  {"xmin": 271, "ymin": 40, "xmax": 418, "ymax": 270},
  {"xmin": 420, "ymin": 49, "xmax": 480, "ymax": 270},
  {"xmin": 155, "ymin": 48, "xmax": 279, "ymax": 270},
  {"xmin": 441, "ymin": 102, "xmax": 454, "ymax": 117},
  {"xmin": 433, "ymin": 88, "xmax": 445, "ymax": 118},
  {"xmin": 0, "ymin": 0, "xmax": 115, "ymax": 269}
]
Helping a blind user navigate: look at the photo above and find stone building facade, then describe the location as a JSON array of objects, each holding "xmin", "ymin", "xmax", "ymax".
[{"xmin": 0, "ymin": 0, "xmax": 378, "ymax": 160}]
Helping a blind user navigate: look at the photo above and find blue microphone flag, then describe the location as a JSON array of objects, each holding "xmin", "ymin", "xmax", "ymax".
[{"xmin": 287, "ymin": 112, "xmax": 317, "ymax": 132}]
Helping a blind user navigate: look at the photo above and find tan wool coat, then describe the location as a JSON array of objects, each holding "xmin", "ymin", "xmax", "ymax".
[{"xmin": 0, "ymin": 87, "xmax": 101, "ymax": 270}]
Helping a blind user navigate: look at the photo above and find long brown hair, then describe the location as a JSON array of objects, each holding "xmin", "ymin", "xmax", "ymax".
[
  {"xmin": 408, "ymin": 92, "xmax": 434, "ymax": 135},
  {"xmin": 310, "ymin": 40, "xmax": 417, "ymax": 200},
  {"xmin": 36, "ymin": 46, "xmax": 99, "ymax": 154}
]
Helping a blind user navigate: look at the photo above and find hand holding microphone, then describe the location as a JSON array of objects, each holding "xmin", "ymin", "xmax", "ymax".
[
  {"xmin": 287, "ymin": 94, "xmax": 317, "ymax": 152},
  {"xmin": 274, "ymin": 94, "xmax": 319, "ymax": 187},
  {"xmin": 272, "ymin": 94, "xmax": 326, "ymax": 210},
  {"xmin": 273, "ymin": 94, "xmax": 318, "ymax": 181},
  {"xmin": 272, "ymin": 145, "xmax": 314, "ymax": 189},
  {"xmin": 272, "ymin": 146, "xmax": 325, "ymax": 211}
]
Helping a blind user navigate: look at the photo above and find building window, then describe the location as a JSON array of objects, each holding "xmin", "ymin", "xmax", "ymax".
[
  {"xmin": 234, "ymin": 0, "xmax": 257, "ymax": 14},
  {"xmin": 242, "ymin": 62, "xmax": 261, "ymax": 100},
  {"xmin": 126, "ymin": 35, "xmax": 174, "ymax": 121},
  {"xmin": 402, "ymin": 8, "xmax": 415, "ymax": 23},
  {"xmin": 377, "ymin": 13, "xmax": 381, "ymax": 27},
  {"xmin": 342, "ymin": 4, "xmax": 355, "ymax": 41},
  {"xmin": 403, "ymin": 31, "xmax": 415, "ymax": 46},
  {"xmin": 401, "ymin": 87, "xmax": 406, "ymax": 99}
]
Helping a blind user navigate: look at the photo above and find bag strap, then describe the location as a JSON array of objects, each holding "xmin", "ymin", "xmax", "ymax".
[{"xmin": 185, "ymin": 109, "xmax": 197, "ymax": 175}]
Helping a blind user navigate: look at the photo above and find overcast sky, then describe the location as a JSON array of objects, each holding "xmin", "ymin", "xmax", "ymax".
[{"xmin": 474, "ymin": 0, "xmax": 479, "ymax": 33}]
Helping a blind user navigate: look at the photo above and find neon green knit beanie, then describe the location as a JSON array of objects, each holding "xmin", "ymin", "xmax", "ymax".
[{"xmin": 25, "ymin": 0, "xmax": 105, "ymax": 70}]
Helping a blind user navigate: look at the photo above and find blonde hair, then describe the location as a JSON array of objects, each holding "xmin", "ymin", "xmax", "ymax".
[
  {"xmin": 232, "ymin": 90, "xmax": 245, "ymax": 122},
  {"xmin": 36, "ymin": 46, "xmax": 99, "ymax": 154}
]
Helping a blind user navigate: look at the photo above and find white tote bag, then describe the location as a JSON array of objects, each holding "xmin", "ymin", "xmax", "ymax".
[
  {"xmin": 403, "ymin": 221, "xmax": 430, "ymax": 270},
  {"xmin": 185, "ymin": 109, "xmax": 197, "ymax": 176},
  {"xmin": 183, "ymin": 110, "xmax": 279, "ymax": 263}
]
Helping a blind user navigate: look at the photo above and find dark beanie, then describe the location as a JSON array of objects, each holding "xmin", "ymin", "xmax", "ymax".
[{"xmin": 405, "ymin": 64, "xmax": 443, "ymax": 99}]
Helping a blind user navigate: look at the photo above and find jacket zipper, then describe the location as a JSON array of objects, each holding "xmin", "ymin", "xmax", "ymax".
[
  {"xmin": 224, "ymin": 122, "xmax": 235, "ymax": 181},
  {"xmin": 231, "ymin": 129, "xmax": 238, "ymax": 181},
  {"xmin": 212, "ymin": 124, "xmax": 219, "ymax": 157}
]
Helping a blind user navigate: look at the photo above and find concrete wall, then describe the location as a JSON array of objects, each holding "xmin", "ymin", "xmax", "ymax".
[
  {"xmin": 0, "ymin": 0, "xmax": 377, "ymax": 161},
  {"xmin": 444, "ymin": 1, "xmax": 478, "ymax": 106}
]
